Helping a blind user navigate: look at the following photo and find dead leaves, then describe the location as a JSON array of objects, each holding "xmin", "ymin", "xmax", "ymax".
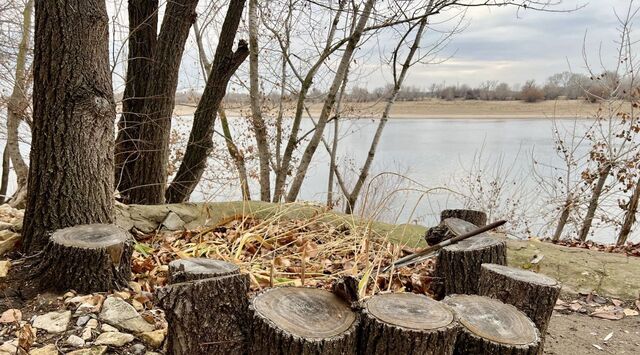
[{"xmin": 554, "ymin": 292, "xmax": 640, "ymax": 321}]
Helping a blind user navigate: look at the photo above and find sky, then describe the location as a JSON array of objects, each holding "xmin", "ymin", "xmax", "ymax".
[{"xmin": 379, "ymin": 0, "xmax": 632, "ymax": 89}]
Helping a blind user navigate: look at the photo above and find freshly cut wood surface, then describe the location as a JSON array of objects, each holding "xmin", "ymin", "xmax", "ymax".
[
  {"xmin": 51, "ymin": 224, "xmax": 130, "ymax": 248},
  {"xmin": 366, "ymin": 293, "xmax": 454, "ymax": 330},
  {"xmin": 252, "ymin": 287, "xmax": 356, "ymax": 339},
  {"xmin": 444, "ymin": 294, "xmax": 538, "ymax": 346},
  {"xmin": 359, "ymin": 293, "xmax": 459, "ymax": 355},
  {"xmin": 481, "ymin": 263, "xmax": 558, "ymax": 286},
  {"xmin": 168, "ymin": 258, "xmax": 239, "ymax": 283}
]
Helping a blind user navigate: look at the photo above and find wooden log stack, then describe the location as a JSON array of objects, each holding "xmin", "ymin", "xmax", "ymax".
[
  {"xmin": 27, "ymin": 224, "xmax": 133, "ymax": 294},
  {"xmin": 359, "ymin": 293, "xmax": 458, "ymax": 355},
  {"xmin": 156, "ymin": 258, "xmax": 249, "ymax": 355},
  {"xmin": 479, "ymin": 263, "xmax": 561, "ymax": 347},
  {"xmin": 432, "ymin": 218, "xmax": 507, "ymax": 299},
  {"xmin": 443, "ymin": 294, "xmax": 541, "ymax": 355},
  {"xmin": 249, "ymin": 287, "xmax": 359, "ymax": 354}
]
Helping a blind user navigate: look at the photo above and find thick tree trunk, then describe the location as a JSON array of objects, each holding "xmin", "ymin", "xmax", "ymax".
[
  {"xmin": 0, "ymin": 147, "xmax": 9, "ymax": 204},
  {"xmin": 444, "ymin": 295, "xmax": 541, "ymax": 355},
  {"xmin": 478, "ymin": 263, "xmax": 560, "ymax": 348},
  {"xmin": 124, "ymin": 0, "xmax": 199, "ymax": 204},
  {"xmin": 618, "ymin": 175, "xmax": 640, "ymax": 245},
  {"xmin": 286, "ymin": 0, "xmax": 375, "ymax": 202},
  {"xmin": 432, "ymin": 218, "xmax": 507, "ymax": 299},
  {"xmin": 358, "ymin": 293, "xmax": 458, "ymax": 355},
  {"xmin": 248, "ymin": 0, "xmax": 271, "ymax": 202},
  {"xmin": 22, "ymin": 0, "xmax": 116, "ymax": 253},
  {"xmin": 165, "ymin": 0, "xmax": 248, "ymax": 203},
  {"xmin": 578, "ymin": 163, "xmax": 612, "ymax": 241},
  {"xmin": 249, "ymin": 287, "xmax": 359, "ymax": 354},
  {"xmin": 114, "ymin": 0, "xmax": 158, "ymax": 200},
  {"xmin": 24, "ymin": 224, "xmax": 133, "ymax": 295},
  {"xmin": 157, "ymin": 258, "xmax": 250, "ymax": 355}
]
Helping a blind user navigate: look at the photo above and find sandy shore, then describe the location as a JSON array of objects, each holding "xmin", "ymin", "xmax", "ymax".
[{"xmin": 173, "ymin": 99, "xmax": 601, "ymax": 119}]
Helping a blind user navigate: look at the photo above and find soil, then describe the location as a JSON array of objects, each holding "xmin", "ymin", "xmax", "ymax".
[{"xmin": 545, "ymin": 312, "xmax": 640, "ymax": 354}]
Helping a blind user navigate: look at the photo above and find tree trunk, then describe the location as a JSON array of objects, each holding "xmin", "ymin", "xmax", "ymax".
[
  {"xmin": 24, "ymin": 224, "xmax": 133, "ymax": 295},
  {"xmin": 249, "ymin": 287, "xmax": 359, "ymax": 354},
  {"xmin": 165, "ymin": 0, "xmax": 248, "ymax": 203},
  {"xmin": 617, "ymin": 175, "xmax": 640, "ymax": 245},
  {"xmin": 286, "ymin": 0, "xmax": 375, "ymax": 202},
  {"xmin": 358, "ymin": 293, "xmax": 458, "ymax": 355},
  {"xmin": 426, "ymin": 210, "xmax": 488, "ymax": 245},
  {"xmin": 114, "ymin": 0, "xmax": 158, "ymax": 200},
  {"xmin": 578, "ymin": 163, "xmax": 612, "ymax": 241},
  {"xmin": 345, "ymin": 17, "xmax": 428, "ymax": 214},
  {"xmin": 478, "ymin": 263, "xmax": 560, "ymax": 350},
  {"xmin": 22, "ymin": 0, "xmax": 116, "ymax": 253},
  {"xmin": 157, "ymin": 258, "xmax": 250, "ymax": 355},
  {"xmin": 552, "ymin": 196, "xmax": 572, "ymax": 242},
  {"xmin": 432, "ymin": 219, "xmax": 507, "ymax": 299},
  {"xmin": 248, "ymin": 0, "xmax": 271, "ymax": 202},
  {"xmin": 0, "ymin": 147, "xmax": 9, "ymax": 204},
  {"xmin": 124, "ymin": 0, "xmax": 199, "ymax": 204},
  {"xmin": 443, "ymin": 295, "xmax": 541, "ymax": 355}
]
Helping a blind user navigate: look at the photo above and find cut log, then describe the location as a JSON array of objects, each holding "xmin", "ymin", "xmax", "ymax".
[
  {"xmin": 26, "ymin": 224, "xmax": 133, "ymax": 294},
  {"xmin": 426, "ymin": 210, "xmax": 487, "ymax": 246},
  {"xmin": 359, "ymin": 293, "xmax": 459, "ymax": 355},
  {"xmin": 157, "ymin": 258, "xmax": 249, "ymax": 355},
  {"xmin": 432, "ymin": 218, "xmax": 506, "ymax": 299},
  {"xmin": 478, "ymin": 263, "xmax": 560, "ymax": 340},
  {"xmin": 443, "ymin": 294, "xmax": 540, "ymax": 355},
  {"xmin": 249, "ymin": 287, "xmax": 359, "ymax": 354}
]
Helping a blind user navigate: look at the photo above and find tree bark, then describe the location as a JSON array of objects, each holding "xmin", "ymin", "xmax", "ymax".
[
  {"xmin": 432, "ymin": 218, "xmax": 507, "ymax": 299},
  {"xmin": 220, "ymin": 107, "xmax": 252, "ymax": 200},
  {"xmin": 124, "ymin": 0, "xmax": 199, "ymax": 204},
  {"xmin": 0, "ymin": 147, "xmax": 9, "ymax": 204},
  {"xmin": 22, "ymin": 0, "xmax": 116, "ymax": 253},
  {"xmin": 444, "ymin": 295, "xmax": 541, "ymax": 355},
  {"xmin": 157, "ymin": 258, "xmax": 249, "ymax": 355},
  {"xmin": 478, "ymin": 263, "xmax": 560, "ymax": 348},
  {"xmin": 578, "ymin": 163, "xmax": 612, "ymax": 241},
  {"xmin": 249, "ymin": 287, "xmax": 359, "ymax": 354},
  {"xmin": 358, "ymin": 293, "xmax": 458, "ymax": 355},
  {"xmin": 617, "ymin": 174, "xmax": 640, "ymax": 245},
  {"xmin": 24, "ymin": 224, "xmax": 133, "ymax": 295},
  {"xmin": 285, "ymin": 0, "xmax": 375, "ymax": 202},
  {"xmin": 248, "ymin": 0, "xmax": 271, "ymax": 202},
  {"xmin": 114, "ymin": 0, "xmax": 158, "ymax": 200},
  {"xmin": 165, "ymin": 0, "xmax": 248, "ymax": 203},
  {"xmin": 552, "ymin": 196, "xmax": 572, "ymax": 242}
]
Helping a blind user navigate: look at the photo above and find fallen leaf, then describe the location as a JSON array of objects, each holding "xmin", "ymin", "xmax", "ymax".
[
  {"xmin": 592, "ymin": 344, "xmax": 603, "ymax": 351},
  {"xmin": 623, "ymin": 308, "xmax": 639, "ymax": 316},
  {"xmin": 17, "ymin": 323, "xmax": 35, "ymax": 351},
  {"xmin": 591, "ymin": 309, "xmax": 625, "ymax": 320},
  {"xmin": 611, "ymin": 299, "xmax": 622, "ymax": 307},
  {"xmin": 0, "ymin": 260, "xmax": 10, "ymax": 277},
  {"xmin": 603, "ymin": 332, "xmax": 613, "ymax": 341},
  {"xmin": 530, "ymin": 254, "xmax": 544, "ymax": 264}
]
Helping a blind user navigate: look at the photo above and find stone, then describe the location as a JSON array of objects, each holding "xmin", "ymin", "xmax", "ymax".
[
  {"xmin": 100, "ymin": 324, "xmax": 118, "ymax": 333},
  {"xmin": 138, "ymin": 330, "xmax": 165, "ymax": 349},
  {"xmin": 0, "ymin": 231, "xmax": 20, "ymax": 256},
  {"xmin": 0, "ymin": 340, "xmax": 18, "ymax": 354},
  {"xmin": 94, "ymin": 332, "xmax": 134, "ymax": 347},
  {"xmin": 98, "ymin": 297, "xmax": 154, "ymax": 333},
  {"xmin": 0, "ymin": 260, "xmax": 10, "ymax": 278},
  {"xmin": 32, "ymin": 311, "xmax": 71, "ymax": 333},
  {"xmin": 66, "ymin": 334, "xmax": 85, "ymax": 348},
  {"xmin": 66, "ymin": 346, "xmax": 108, "ymax": 355},
  {"xmin": 85, "ymin": 319, "xmax": 98, "ymax": 329},
  {"xmin": 160, "ymin": 211, "xmax": 185, "ymax": 231},
  {"xmin": 76, "ymin": 315, "xmax": 91, "ymax": 327},
  {"xmin": 29, "ymin": 344, "xmax": 59, "ymax": 355},
  {"xmin": 81, "ymin": 327, "xmax": 93, "ymax": 341},
  {"xmin": 131, "ymin": 343, "xmax": 146, "ymax": 355},
  {"xmin": 0, "ymin": 309, "xmax": 21, "ymax": 323}
]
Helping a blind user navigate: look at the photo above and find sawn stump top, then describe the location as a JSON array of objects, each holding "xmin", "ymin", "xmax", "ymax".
[
  {"xmin": 482, "ymin": 263, "xmax": 559, "ymax": 287},
  {"xmin": 51, "ymin": 224, "xmax": 130, "ymax": 248},
  {"xmin": 366, "ymin": 293, "xmax": 455, "ymax": 330}
]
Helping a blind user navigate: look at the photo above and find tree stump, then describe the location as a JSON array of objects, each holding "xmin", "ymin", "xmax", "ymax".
[
  {"xmin": 249, "ymin": 287, "xmax": 359, "ymax": 355},
  {"xmin": 359, "ymin": 293, "xmax": 459, "ymax": 355},
  {"xmin": 27, "ymin": 224, "xmax": 133, "ymax": 294},
  {"xmin": 432, "ymin": 218, "xmax": 506, "ymax": 299},
  {"xmin": 443, "ymin": 294, "xmax": 540, "ymax": 355},
  {"xmin": 478, "ymin": 263, "xmax": 560, "ymax": 340},
  {"xmin": 426, "ymin": 210, "xmax": 487, "ymax": 246},
  {"xmin": 156, "ymin": 258, "xmax": 249, "ymax": 355}
]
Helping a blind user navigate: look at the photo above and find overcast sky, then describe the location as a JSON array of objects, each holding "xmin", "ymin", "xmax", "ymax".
[{"xmin": 367, "ymin": 0, "xmax": 633, "ymax": 89}]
